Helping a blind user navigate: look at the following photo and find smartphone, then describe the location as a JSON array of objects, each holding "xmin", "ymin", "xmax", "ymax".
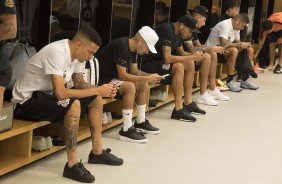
[
  {"xmin": 111, "ymin": 79, "xmax": 123, "ymax": 87},
  {"xmin": 161, "ymin": 74, "xmax": 169, "ymax": 78}
]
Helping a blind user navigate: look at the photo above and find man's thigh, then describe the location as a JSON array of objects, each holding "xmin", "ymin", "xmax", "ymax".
[
  {"xmin": 14, "ymin": 91, "xmax": 96, "ymax": 123},
  {"xmin": 141, "ymin": 61, "xmax": 172, "ymax": 85}
]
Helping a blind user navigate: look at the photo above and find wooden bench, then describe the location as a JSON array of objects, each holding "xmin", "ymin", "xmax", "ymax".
[{"xmin": 0, "ymin": 63, "xmax": 228, "ymax": 176}]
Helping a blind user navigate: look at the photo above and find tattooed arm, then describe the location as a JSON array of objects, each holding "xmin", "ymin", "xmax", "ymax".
[
  {"xmin": 0, "ymin": 13, "xmax": 17, "ymax": 40},
  {"xmin": 72, "ymin": 73, "xmax": 95, "ymax": 89}
]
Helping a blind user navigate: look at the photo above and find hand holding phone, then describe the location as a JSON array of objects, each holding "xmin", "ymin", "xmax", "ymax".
[
  {"xmin": 161, "ymin": 74, "xmax": 169, "ymax": 78},
  {"xmin": 111, "ymin": 79, "xmax": 124, "ymax": 87}
]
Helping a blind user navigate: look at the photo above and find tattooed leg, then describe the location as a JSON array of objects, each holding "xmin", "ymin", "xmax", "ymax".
[
  {"xmin": 87, "ymin": 96, "xmax": 103, "ymax": 155},
  {"xmin": 64, "ymin": 100, "xmax": 80, "ymax": 167}
]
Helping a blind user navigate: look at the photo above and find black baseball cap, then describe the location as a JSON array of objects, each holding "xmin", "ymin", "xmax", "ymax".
[
  {"xmin": 178, "ymin": 15, "xmax": 200, "ymax": 33},
  {"xmin": 193, "ymin": 5, "xmax": 209, "ymax": 18}
]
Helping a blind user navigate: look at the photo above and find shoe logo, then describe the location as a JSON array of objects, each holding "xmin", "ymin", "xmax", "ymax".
[{"xmin": 124, "ymin": 113, "xmax": 130, "ymax": 115}]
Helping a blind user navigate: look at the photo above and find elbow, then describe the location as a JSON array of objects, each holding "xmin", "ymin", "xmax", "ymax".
[
  {"xmin": 164, "ymin": 59, "xmax": 170, "ymax": 64},
  {"xmin": 163, "ymin": 56, "xmax": 172, "ymax": 64}
]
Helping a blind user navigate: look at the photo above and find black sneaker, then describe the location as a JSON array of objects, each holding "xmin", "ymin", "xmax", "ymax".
[
  {"xmin": 183, "ymin": 102, "xmax": 206, "ymax": 115},
  {"xmin": 119, "ymin": 126, "xmax": 147, "ymax": 143},
  {"xmin": 88, "ymin": 148, "xmax": 123, "ymax": 165},
  {"xmin": 63, "ymin": 160, "xmax": 95, "ymax": 183},
  {"xmin": 134, "ymin": 119, "xmax": 160, "ymax": 134},
  {"xmin": 250, "ymin": 70, "xmax": 258, "ymax": 78},
  {"xmin": 274, "ymin": 64, "xmax": 282, "ymax": 74},
  {"xmin": 171, "ymin": 108, "xmax": 196, "ymax": 122}
]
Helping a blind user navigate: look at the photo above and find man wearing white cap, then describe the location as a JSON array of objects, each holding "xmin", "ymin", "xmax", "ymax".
[{"xmin": 97, "ymin": 26, "xmax": 163, "ymax": 143}]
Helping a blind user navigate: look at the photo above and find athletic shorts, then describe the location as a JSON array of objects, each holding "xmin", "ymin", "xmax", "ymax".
[
  {"xmin": 195, "ymin": 63, "xmax": 201, "ymax": 71},
  {"xmin": 217, "ymin": 53, "xmax": 227, "ymax": 63},
  {"xmin": 0, "ymin": 49, "xmax": 12, "ymax": 87},
  {"xmin": 14, "ymin": 91, "xmax": 97, "ymax": 124},
  {"xmin": 141, "ymin": 60, "xmax": 172, "ymax": 85},
  {"xmin": 269, "ymin": 30, "xmax": 282, "ymax": 43}
]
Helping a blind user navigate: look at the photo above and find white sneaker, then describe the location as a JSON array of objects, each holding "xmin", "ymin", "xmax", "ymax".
[
  {"xmin": 197, "ymin": 91, "xmax": 219, "ymax": 106},
  {"xmin": 102, "ymin": 112, "xmax": 108, "ymax": 125},
  {"xmin": 208, "ymin": 88, "xmax": 230, "ymax": 101}
]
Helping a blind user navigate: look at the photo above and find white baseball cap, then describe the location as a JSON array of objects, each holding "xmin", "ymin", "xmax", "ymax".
[{"xmin": 138, "ymin": 26, "xmax": 159, "ymax": 53}]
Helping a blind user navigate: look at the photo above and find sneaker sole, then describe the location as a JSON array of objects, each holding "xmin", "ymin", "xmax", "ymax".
[
  {"xmin": 119, "ymin": 135, "xmax": 147, "ymax": 143},
  {"xmin": 135, "ymin": 128, "xmax": 160, "ymax": 135},
  {"xmin": 189, "ymin": 112, "xmax": 206, "ymax": 115},
  {"xmin": 229, "ymin": 88, "xmax": 242, "ymax": 92},
  {"xmin": 88, "ymin": 159, "xmax": 123, "ymax": 166},
  {"xmin": 241, "ymin": 86, "xmax": 259, "ymax": 90},
  {"xmin": 171, "ymin": 117, "xmax": 196, "ymax": 122},
  {"xmin": 210, "ymin": 96, "xmax": 229, "ymax": 101},
  {"xmin": 197, "ymin": 100, "xmax": 218, "ymax": 106},
  {"xmin": 63, "ymin": 172, "xmax": 95, "ymax": 183}
]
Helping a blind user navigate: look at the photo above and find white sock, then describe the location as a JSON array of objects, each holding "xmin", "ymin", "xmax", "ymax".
[
  {"xmin": 136, "ymin": 104, "xmax": 146, "ymax": 124},
  {"xmin": 122, "ymin": 109, "xmax": 133, "ymax": 131}
]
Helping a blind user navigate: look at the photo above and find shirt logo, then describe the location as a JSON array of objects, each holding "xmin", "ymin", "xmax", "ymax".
[
  {"xmin": 5, "ymin": 0, "xmax": 14, "ymax": 8},
  {"xmin": 162, "ymin": 64, "xmax": 170, "ymax": 70}
]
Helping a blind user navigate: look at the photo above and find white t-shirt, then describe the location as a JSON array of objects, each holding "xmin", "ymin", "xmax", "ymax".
[
  {"xmin": 205, "ymin": 18, "xmax": 240, "ymax": 46},
  {"xmin": 12, "ymin": 39, "xmax": 85, "ymax": 104}
]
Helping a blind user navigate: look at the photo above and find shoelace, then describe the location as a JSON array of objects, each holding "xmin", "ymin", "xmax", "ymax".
[
  {"xmin": 104, "ymin": 148, "xmax": 120, "ymax": 159},
  {"xmin": 77, "ymin": 160, "xmax": 91, "ymax": 175},
  {"xmin": 136, "ymin": 129, "xmax": 145, "ymax": 136}
]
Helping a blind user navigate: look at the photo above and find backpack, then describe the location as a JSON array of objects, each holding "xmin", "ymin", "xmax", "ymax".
[
  {"xmin": 66, "ymin": 57, "xmax": 99, "ymax": 88},
  {"xmin": 4, "ymin": 39, "xmax": 37, "ymax": 101}
]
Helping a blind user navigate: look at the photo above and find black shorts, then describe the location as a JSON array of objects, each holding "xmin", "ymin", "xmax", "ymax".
[
  {"xmin": 269, "ymin": 30, "xmax": 282, "ymax": 43},
  {"xmin": 14, "ymin": 91, "xmax": 97, "ymax": 124},
  {"xmin": 217, "ymin": 53, "xmax": 227, "ymax": 63},
  {"xmin": 0, "ymin": 51, "xmax": 12, "ymax": 87},
  {"xmin": 141, "ymin": 61, "xmax": 172, "ymax": 85},
  {"xmin": 195, "ymin": 62, "xmax": 201, "ymax": 71}
]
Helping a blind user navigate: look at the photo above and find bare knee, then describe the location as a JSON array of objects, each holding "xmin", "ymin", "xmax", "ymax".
[
  {"xmin": 65, "ymin": 99, "xmax": 80, "ymax": 127},
  {"xmin": 202, "ymin": 53, "xmax": 211, "ymax": 65},
  {"xmin": 119, "ymin": 81, "xmax": 136, "ymax": 96},
  {"xmin": 136, "ymin": 82, "xmax": 149, "ymax": 93},
  {"xmin": 171, "ymin": 63, "xmax": 184, "ymax": 75},
  {"xmin": 210, "ymin": 52, "xmax": 218, "ymax": 64},
  {"xmin": 229, "ymin": 47, "xmax": 238, "ymax": 55},
  {"xmin": 90, "ymin": 96, "xmax": 103, "ymax": 108},
  {"xmin": 69, "ymin": 99, "xmax": 81, "ymax": 114}
]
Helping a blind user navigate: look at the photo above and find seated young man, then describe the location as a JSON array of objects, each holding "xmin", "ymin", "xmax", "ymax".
[
  {"xmin": 12, "ymin": 27, "xmax": 123, "ymax": 183},
  {"xmin": 183, "ymin": 5, "xmax": 229, "ymax": 106},
  {"xmin": 0, "ymin": 0, "xmax": 17, "ymax": 115},
  {"xmin": 141, "ymin": 15, "xmax": 206, "ymax": 121},
  {"xmin": 254, "ymin": 12, "xmax": 282, "ymax": 73},
  {"xmin": 154, "ymin": 1, "xmax": 169, "ymax": 27},
  {"xmin": 97, "ymin": 26, "xmax": 163, "ymax": 143},
  {"xmin": 221, "ymin": 0, "xmax": 259, "ymax": 79},
  {"xmin": 206, "ymin": 13, "xmax": 258, "ymax": 92}
]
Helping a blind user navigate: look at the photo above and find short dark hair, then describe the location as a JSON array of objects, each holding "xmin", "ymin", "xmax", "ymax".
[
  {"xmin": 156, "ymin": 1, "xmax": 169, "ymax": 16},
  {"xmin": 262, "ymin": 20, "xmax": 274, "ymax": 31},
  {"xmin": 76, "ymin": 27, "xmax": 102, "ymax": 46},
  {"xmin": 234, "ymin": 12, "xmax": 249, "ymax": 24}
]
